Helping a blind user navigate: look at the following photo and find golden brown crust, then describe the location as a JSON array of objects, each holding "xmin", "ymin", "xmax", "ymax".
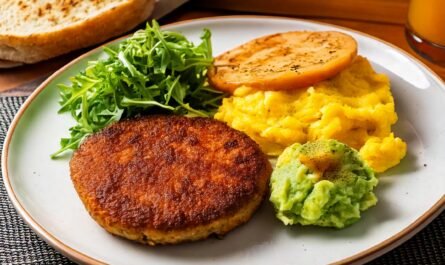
[
  {"xmin": 0, "ymin": 0, "xmax": 154, "ymax": 63},
  {"xmin": 70, "ymin": 115, "xmax": 271, "ymax": 244},
  {"xmin": 208, "ymin": 31, "xmax": 357, "ymax": 93},
  {"xmin": 0, "ymin": 58, "xmax": 23, "ymax": 68}
]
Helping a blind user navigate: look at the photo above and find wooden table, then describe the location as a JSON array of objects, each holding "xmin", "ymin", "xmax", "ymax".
[{"xmin": 0, "ymin": 1, "xmax": 444, "ymax": 96}]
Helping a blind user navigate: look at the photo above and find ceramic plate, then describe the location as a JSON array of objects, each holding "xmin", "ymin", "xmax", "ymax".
[{"xmin": 2, "ymin": 16, "xmax": 444, "ymax": 265}]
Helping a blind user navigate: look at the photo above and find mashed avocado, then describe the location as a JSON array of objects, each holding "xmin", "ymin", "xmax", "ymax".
[{"xmin": 270, "ymin": 139, "xmax": 378, "ymax": 228}]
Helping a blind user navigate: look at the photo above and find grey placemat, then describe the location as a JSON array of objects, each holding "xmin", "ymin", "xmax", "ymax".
[{"xmin": 0, "ymin": 96, "xmax": 443, "ymax": 265}]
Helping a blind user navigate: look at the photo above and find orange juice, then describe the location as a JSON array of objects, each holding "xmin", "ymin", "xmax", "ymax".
[
  {"xmin": 406, "ymin": 0, "xmax": 445, "ymax": 66},
  {"xmin": 408, "ymin": 0, "xmax": 445, "ymax": 46}
]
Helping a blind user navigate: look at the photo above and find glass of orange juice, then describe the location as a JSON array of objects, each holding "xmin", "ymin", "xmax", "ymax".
[{"xmin": 405, "ymin": 0, "xmax": 445, "ymax": 66}]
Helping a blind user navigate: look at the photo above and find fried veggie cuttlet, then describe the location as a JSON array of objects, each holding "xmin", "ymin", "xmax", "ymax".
[{"xmin": 70, "ymin": 115, "xmax": 271, "ymax": 245}]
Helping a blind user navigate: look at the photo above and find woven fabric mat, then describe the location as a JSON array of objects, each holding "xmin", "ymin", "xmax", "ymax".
[{"xmin": 0, "ymin": 96, "xmax": 443, "ymax": 265}]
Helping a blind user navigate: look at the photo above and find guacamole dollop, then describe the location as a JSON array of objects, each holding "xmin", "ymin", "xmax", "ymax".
[{"xmin": 270, "ymin": 139, "xmax": 378, "ymax": 228}]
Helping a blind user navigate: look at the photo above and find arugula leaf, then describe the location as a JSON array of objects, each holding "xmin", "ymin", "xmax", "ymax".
[{"xmin": 51, "ymin": 20, "xmax": 223, "ymax": 158}]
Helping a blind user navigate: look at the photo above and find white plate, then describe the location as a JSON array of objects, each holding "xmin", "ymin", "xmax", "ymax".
[{"xmin": 2, "ymin": 16, "xmax": 445, "ymax": 265}]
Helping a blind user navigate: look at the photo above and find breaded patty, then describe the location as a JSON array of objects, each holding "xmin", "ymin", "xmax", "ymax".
[{"xmin": 70, "ymin": 115, "xmax": 271, "ymax": 245}]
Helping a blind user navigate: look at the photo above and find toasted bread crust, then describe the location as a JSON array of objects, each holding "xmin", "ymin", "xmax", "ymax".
[
  {"xmin": 70, "ymin": 116, "xmax": 271, "ymax": 245},
  {"xmin": 0, "ymin": 58, "xmax": 23, "ymax": 68},
  {"xmin": 0, "ymin": 0, "xmax": 154, "ymax": 63},
  {"xmin": 208, "ymin": 31, "xmax": 357, "ymax": 93}
]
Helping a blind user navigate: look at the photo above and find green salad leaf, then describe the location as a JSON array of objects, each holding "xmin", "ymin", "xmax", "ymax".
[{"xmin": 51, "ymin": 20, "xmax": 223, "ymax": 158}]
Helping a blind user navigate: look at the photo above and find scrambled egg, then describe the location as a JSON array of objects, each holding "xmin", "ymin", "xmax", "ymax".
[{"xmin": 214, "ymin": 56, "xmax": 406, "ymax": 172}]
